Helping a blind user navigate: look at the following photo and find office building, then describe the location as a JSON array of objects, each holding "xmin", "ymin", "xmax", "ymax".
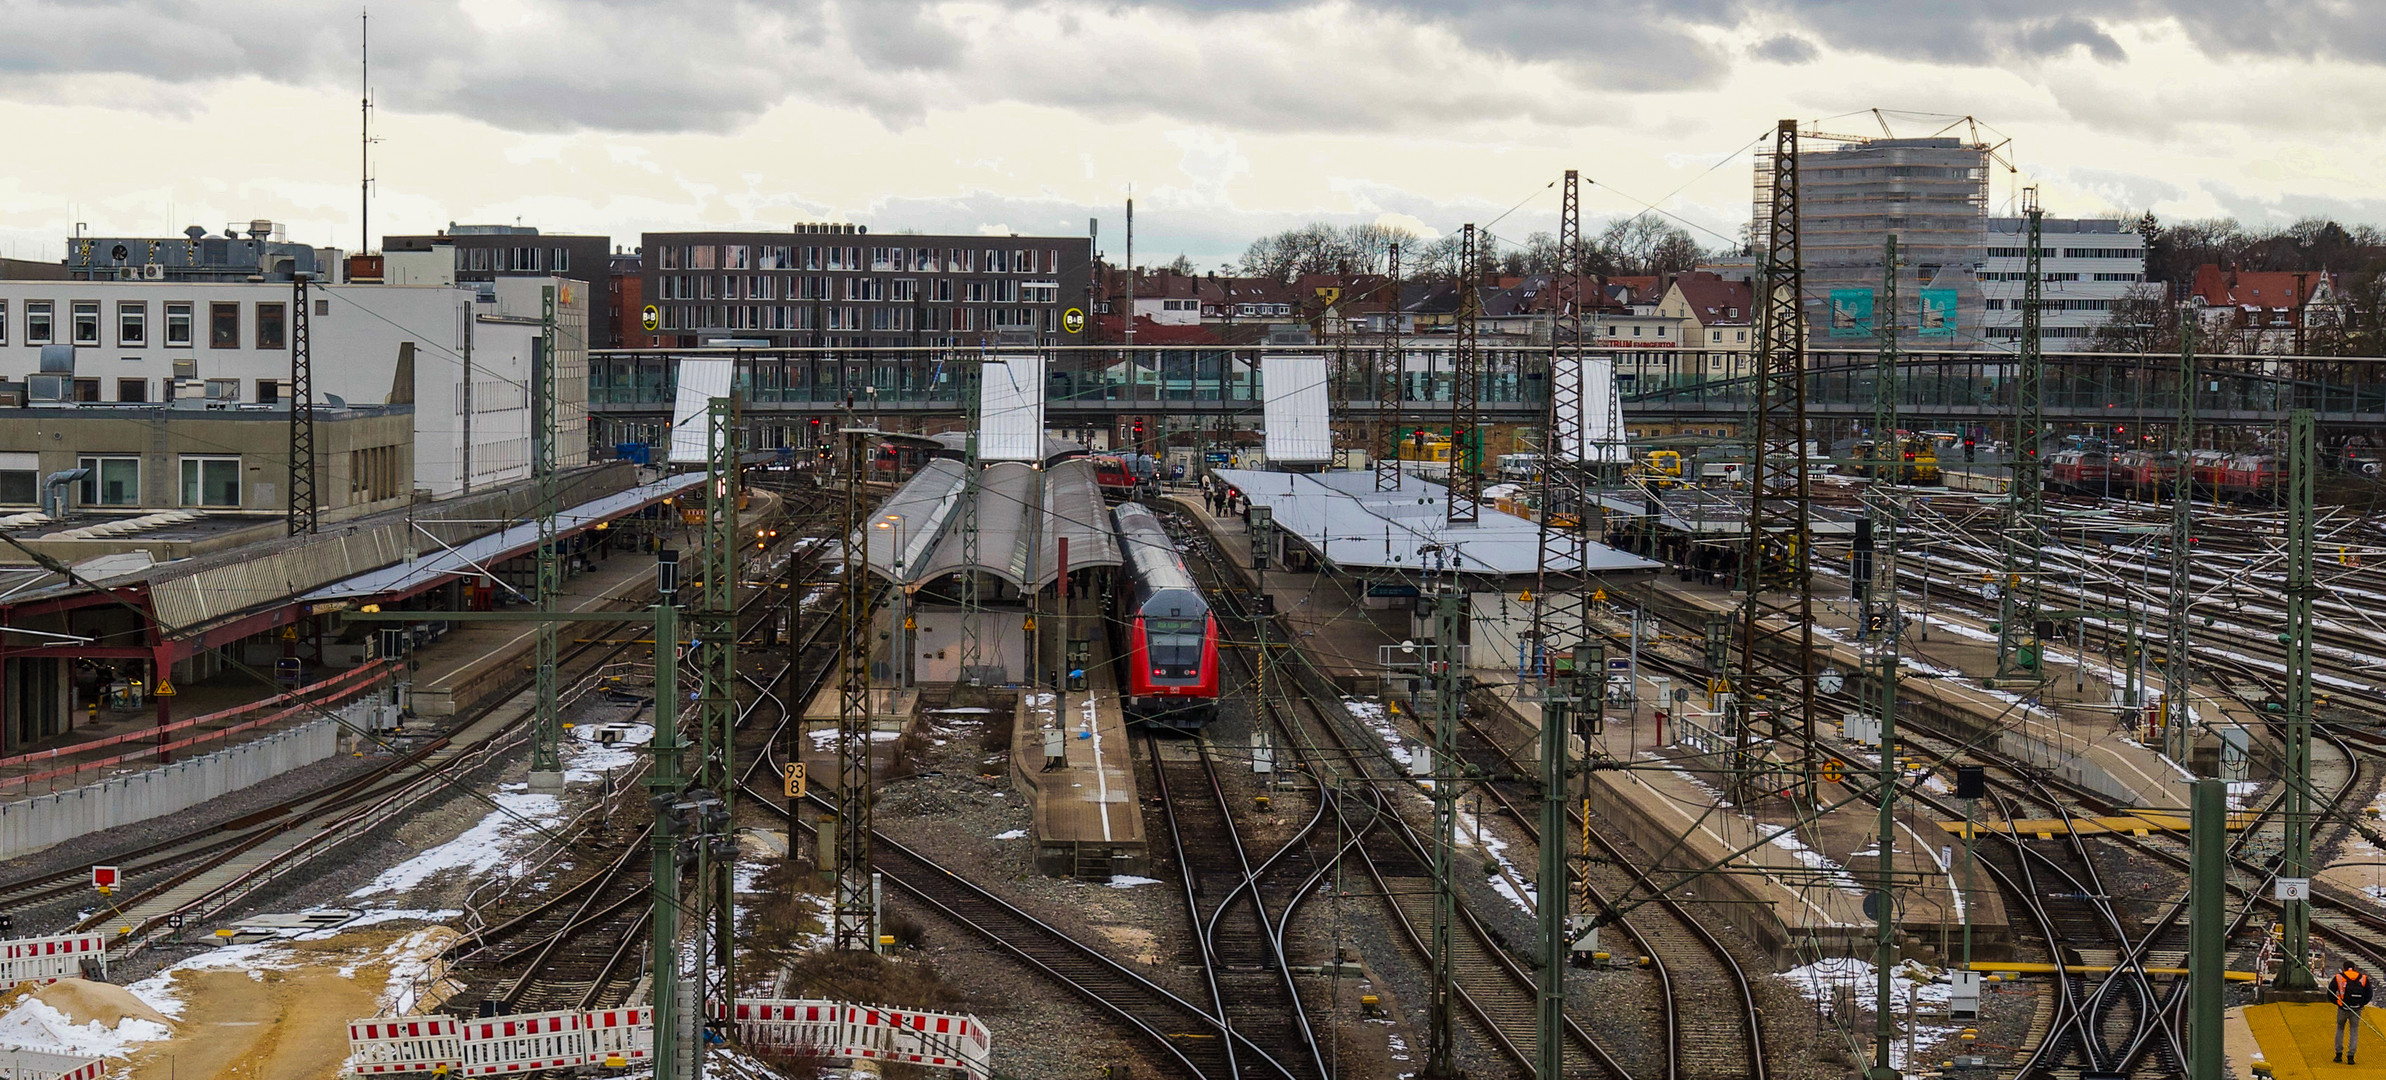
[
  {"xmin": 1980, "ymin": 218, "xmax": 2148, "ymax": 345},
  {"xmin": 640, "ymin": 224, "xmax": 1095, "ymax": 348}
]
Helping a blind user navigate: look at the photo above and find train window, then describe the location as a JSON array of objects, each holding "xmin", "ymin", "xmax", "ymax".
[{"xmin": 1147, "ymin": 617, "xmax": 1205, "ymax": 671}]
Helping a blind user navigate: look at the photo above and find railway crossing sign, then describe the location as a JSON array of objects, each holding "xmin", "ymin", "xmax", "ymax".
[
  {"xmin": 783, "ymin": 763, "xmax": 806, "ymax": 799},
  {"xmin": 91, "ymin": 865, "xmax": 118, "ymax": 890},
  {"xmin": 641, "ymin": 305, "xmax": 660, "ymax": 331}
]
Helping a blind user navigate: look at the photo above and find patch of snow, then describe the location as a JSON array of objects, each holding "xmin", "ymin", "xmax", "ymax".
[
  {"xmin": 1104, "ymin": 875, "xmax": 1164, "ymax": 889},
  {"xmin": 0, "ymin": 999, "xmax": 169, "ymax": 1058},
  {"xmin": 993, "ymin": 829, "xmax": 1026, "ymax": 840},
  {"xmin": 349, "ymin": 791, "xmax": 564, "ymax": 898},
  {"xmin": 1779, "ymin": 957, "xmax": 1958, "ymax": 1073}
]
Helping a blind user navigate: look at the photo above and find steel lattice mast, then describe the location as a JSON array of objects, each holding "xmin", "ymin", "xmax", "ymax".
[
  {"xmin": 1376, "ymin": 241, "xmax": 1405, "ymax": 491},
  {"xmin": 699, "ymin": 398, "xmax": 740, "ymax": 980},
  {"xmin": 1424, "ymin": 564, "xmax": 1465, "ymax": 1079},
  {"xmin": 1737, "ymin": 119, "xmax": 1816, "ymax": 804},
  {"xmin": 1998, "ymin": 190, "xmax": 2048, "ymax": 684},
  {"xmin": 958, "ymin": 352, "xmax": 984, "ymax": 685},
  {"xmin": 1867, "ymin": 236, "xmax": 1905, "ymax": 1080},
  {"xmin": 1447, "ymin": 224, "xmax": 1483, "ymax": 526},
  {"xmin": 2277, "ymin": 408, "xmax": 2319, "ymax": 991},
  {"xmin": 530, "ymin": 286, "xmax": 562, "ymax": 784},
  {"xmin": 833, "ymin": 428, "xmax": 877, "ymax": 951},
  {"xmin": 2167, "ymin": 310, "xmax": 2198, "ymax": 761},
  {"xmin": 288, "ymin": 274, "xmax": 317, "ymax": 536}
]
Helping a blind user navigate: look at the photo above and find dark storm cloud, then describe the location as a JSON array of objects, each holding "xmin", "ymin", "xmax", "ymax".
[{"xmin": 0, "ymin": 1, "xmax": 2382, "ymax": 135}]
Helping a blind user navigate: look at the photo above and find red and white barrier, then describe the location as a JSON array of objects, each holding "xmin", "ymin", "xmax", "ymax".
[
  {"xmin": 585, "ymin": 1007, "xmax": 651, "ymax": 1066},
  {"xmin": 0, "ymin": 933, "xmax": 106, "ymax": 990},
  {"xmin": 346, "ymin": 1017, "xmax": 463, "ymax": 1075},
  {"xmin": 0, "ymin": 1048, "xmax": 107, "ymax": 1080},
  {"xmin": 455, "ymin": 1010, "xmax": 588, "ymax": 1076},
  {"xmin": 346, "ymin": 999, "xmax": 986, "ymax": 1079},
  {"xmin": 720, "ymin": 1000, "xmax": 990, "ymax": 1078}
]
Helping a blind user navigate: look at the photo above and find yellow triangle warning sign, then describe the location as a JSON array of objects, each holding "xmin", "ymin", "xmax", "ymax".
[{"xmin": 152, "ymin": 680, "xmax": 177, "ymax": 697}]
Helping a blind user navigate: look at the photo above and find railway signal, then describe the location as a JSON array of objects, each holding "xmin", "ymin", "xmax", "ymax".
[{"xmin": 91, "ymin": 866, "xmax": 118, "ymax": 891}]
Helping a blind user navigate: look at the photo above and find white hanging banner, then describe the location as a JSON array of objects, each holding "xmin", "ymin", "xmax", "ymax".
[
  {"xmin": 980, "ymin": 353, "xmax": 1047, "ymax": 462},
  {"xmin": 1261, "ymin": 354, "xmax": 1333, "ymax": 464},
  {"xmin": 668, "ymin": 358, "xmax": 735, "ymax": 464},
  {"xmin": 1554, "ymin": 352, "xmax": 1628, "ymax": 464}
]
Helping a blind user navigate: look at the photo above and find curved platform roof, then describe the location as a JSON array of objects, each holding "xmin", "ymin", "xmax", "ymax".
[
  {"xmin": 857, "ymin": 457, "xmax": 1120, "ymax": 593},
  {"xmin": 1213, "ymin": 468, "xmax": 1664, "ymax": 579}
]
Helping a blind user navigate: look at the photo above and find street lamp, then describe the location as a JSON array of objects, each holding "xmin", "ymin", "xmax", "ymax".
[{"xmin": 875, "ymin": 514, "xmax": 908, "ymax": 687}]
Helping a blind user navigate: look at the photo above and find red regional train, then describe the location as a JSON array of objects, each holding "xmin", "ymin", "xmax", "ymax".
[
  {"xmin": 1110, "ymin": 502, "xmax": 1221, "ymax": 729},
  {"xmin": 2111, "ymin": 450, "xmax": 2183, "ymax": 498}
]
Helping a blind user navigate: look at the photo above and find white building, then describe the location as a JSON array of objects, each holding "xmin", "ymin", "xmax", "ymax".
[
  {"xmin": 0, "ymin": 278, "xmax": 587, "ymax": 498},
  {"xmin": 1980, "ymin": 218, "xmax": 2147, "ymax": 346}
]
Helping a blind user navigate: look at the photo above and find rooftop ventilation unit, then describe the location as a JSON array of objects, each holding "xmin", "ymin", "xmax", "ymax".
[{"xmin": 38, "ymin": 344, "xmax": 75, "ymax": 374}]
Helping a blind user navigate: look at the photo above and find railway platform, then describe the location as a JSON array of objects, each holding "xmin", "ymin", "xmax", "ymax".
[
  {"xmin": 2239, "ymin": 1001, "xmax": 2386, "ymax": 1080},
  {"xmin": 1008, "ymin": 639, "xmax": 1146, "ymax": 879},
  {"xmin": 401, "ymin": 548, "xmax": 668, "ymax": 719},
  {"xmin": 1162, "ymin": 493, "xmax": 1408, "ymax": 691}
]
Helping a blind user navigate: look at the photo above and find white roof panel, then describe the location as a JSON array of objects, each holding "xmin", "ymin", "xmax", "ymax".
[
  {"xmin": 1214, "ymin": 468, "xmax": 1663, "ymax": 577},
  {"xmin": 1261, "ymin": 354, "xmax": 1334, "ymax": 464},
  {"xmin": 668, "ymin": 358, "xmax": 736, "ymax": 464},
  {"xmin": 980, "ymin": 353, "xmax": 1047, "ymax": 462},
  {"xmin": 1555, "ymin": 353, "xmax": 1629, "ymax": 464}
]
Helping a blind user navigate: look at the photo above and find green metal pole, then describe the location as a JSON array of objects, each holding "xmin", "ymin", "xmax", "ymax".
[
  {"xmin": 1538, "ymin": 644, "xmax": 1590, "ymax": 1080},
  {"xmin": 1424, "ymin": 581, "xmax": 1465, "ymax": 1079},
  {"xmin": 2190, "ymin": 777, "xmax": 2225, "ymax": 1080},
  {"xmin": 2168, "ymin": 311, "xmax": 2198, "ymax": 762},
  {"xmin": 649, "ymin": 586, "xmax": 683, "ymax": 1080},
  {"xmin": 1998, "ymin": 195, "xmax": 2046, "ymax": 684},
  {"xmin": 1871, "ymin": 603, "xmax": 1901, "ymax": 1079},
  {"xmin": 2277, "ymin": 408, "xmax": 2317, "ymax": 991},
  {"xmin": 701, "ymin": 398, "xmax": 740, "ymax": 984}
]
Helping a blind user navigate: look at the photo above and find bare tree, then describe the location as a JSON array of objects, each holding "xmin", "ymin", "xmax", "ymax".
[{"xmin": 1595, "ymin": 215, "xmax": 1705, "ymax": 276}]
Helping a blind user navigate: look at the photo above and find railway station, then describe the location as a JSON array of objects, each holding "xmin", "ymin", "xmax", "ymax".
[{"xmin": 3, "ymin": 101, "xmax": 2386, "ymax": 1080}]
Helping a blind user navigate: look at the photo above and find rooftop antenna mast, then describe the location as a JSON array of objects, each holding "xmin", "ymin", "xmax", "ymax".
[{"xmin": 361, "ymin": 7, "xmax": 378, "ymax": 255}]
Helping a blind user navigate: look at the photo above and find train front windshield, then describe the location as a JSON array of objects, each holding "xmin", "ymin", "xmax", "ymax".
[{"xmin": 1146, "ymin": 617, "xmax": 1206, "ymax": 678}]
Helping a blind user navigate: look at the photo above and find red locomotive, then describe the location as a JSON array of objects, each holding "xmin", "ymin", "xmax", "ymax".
[
  {"xmin": 2111, "ymin": 450, "xmax": 2182, "ymax": 498},
  {"xmin": 2217, "ymin": 453, "xmax": 2282, "ymax": 501},
  {"xmin": 1110, "ymin": 502, "xmax": 1221, "ymax": 729},
  {"xmin": 2046, "ymin": 448, "xmax": 2112, "ymax": 493}
]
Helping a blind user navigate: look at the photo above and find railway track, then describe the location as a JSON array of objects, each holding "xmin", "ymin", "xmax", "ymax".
[
  {"xmin": 1168, "ymin": 508, "xmax": 1622, "ymax": 1080},
  {"xmin": 1453, "ymin": 712, "xmax": 1769, "ymax": 1080},
  {"xmin": 1148, "ymin": 735, "xmax": 1321, "ymax": 1080}
]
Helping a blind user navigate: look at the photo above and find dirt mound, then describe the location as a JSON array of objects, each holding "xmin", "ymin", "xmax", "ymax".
[{"xmin": 32, "ymin": 979, "xmax": 173, "ymax": 1028}]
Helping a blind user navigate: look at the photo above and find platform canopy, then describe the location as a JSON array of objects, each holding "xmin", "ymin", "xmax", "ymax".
[
  {"xmin": 1213, "ymin": 468, "xmax": 1664, "ymax": 578},
  {"xmin": 858, "ymin": 457, "xmax": 1120, "ymax": 592},
  {"xmin": 304, "ymin": 473, "xmax": 708, "ymax": 602}
]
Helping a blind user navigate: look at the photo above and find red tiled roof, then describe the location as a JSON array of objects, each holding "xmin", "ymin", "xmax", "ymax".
[
  {"xmin": 2190, "ymin": 264, "xmax": 2332, "ymax": 309},
  {"xmin": 1670, "ymin": 271, "xmax": 1753, "ymax": 325}
]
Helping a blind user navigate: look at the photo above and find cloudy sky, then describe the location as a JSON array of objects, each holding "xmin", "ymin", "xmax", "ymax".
[{"xmin": 2, "ymin": 0, "xmax": 2381, "ymax": 269}]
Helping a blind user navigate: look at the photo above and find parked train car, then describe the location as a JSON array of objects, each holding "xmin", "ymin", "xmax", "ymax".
[
  {"xmin": 2046, "ymin": 448, "xmax": 2112, "ymax": 493},
  {"xmin": 1852, "ymin": 437, "xmax": 1942, "ymax": 485},
  {"xmin": 1092, "ymin": 454, "xmax": 1161, "ymax": 501},
  {"xmin": 2112, "ymin": 450, "xmax": 2181, "ymax": 498},
  {"xmin": 1110, "ymin": 503, "xmax": 1222, "ymax": 729},
  {"xmin": 2218, "ymin": 453, "xmax": 2283, "ymax": 502}
]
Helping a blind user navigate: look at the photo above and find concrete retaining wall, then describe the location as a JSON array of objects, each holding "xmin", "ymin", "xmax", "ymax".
[{"xmin": 0, "ymin": 718, "xmax": 338, "ymax": 857}]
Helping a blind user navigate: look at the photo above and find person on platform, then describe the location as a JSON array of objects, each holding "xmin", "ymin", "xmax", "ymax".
[{"xmin": 2337, "ymin": 962, "xmax": 2373, "ymax": 1063}]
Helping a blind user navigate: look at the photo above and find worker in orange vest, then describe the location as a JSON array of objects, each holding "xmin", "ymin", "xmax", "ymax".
[{"xmin": 2336, "ymin": 962, "xmax": 2373, "ymax": 1064}]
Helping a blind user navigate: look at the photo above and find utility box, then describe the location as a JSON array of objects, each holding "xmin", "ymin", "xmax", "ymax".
[{"xmin": 1949, "ymin": 971, "xmax": 1982, "ymax": 1020}]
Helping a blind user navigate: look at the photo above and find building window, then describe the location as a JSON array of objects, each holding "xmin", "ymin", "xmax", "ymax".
[
  {"xmin": 78, "ymin": 456, "xmax": 139, "ymax": 506},
  {"xmin": 26, "ymin": 301, "xmax": 51, "ymax": 345},
  {"xmin": 0, "ymin": 300, "xmax": 7, "ymax": 346},
  {"xmin": 256, "ymin": 379, "xmax": 281, "ymax": 403},
  {"xmin": 72, "ymin": 301, "xmax": 100, "ymax": 346},
  {"xmin": 117, "ymin": 301, "xmax": 146, "ymax": 347},
  {"xmin": 165, "ymin": 302, "xmax": 193, "ymax": 346},
  {"xmin": 204, "ymin": 378, "xmax": 240, "ymax": 402},
  {"xmin": 181, "ymin": 456, "xmax": 241, "ymax": 507},
  {"xmin": 0, "ymin": 453, "xmax": 35, "ymax": 505},
  {"xmin": 256, "ymin": 303, "xmax": 286, "ymax": 350},
  {"xmin": 118, "ymin": 378, "xmax": 146, "ymax": 403},
  {"xmin": 209, "ymin": 303, "xmax": 240, "ymax": 348},
  {"xmin": 72, "ymin": 378, "xmax": 99, "ymax": 402}
]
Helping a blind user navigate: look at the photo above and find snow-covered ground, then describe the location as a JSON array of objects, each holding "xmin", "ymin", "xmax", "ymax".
[{"xmin": 1779, "ymin": 956, "xmax": 1958, "ymax": 1073}]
